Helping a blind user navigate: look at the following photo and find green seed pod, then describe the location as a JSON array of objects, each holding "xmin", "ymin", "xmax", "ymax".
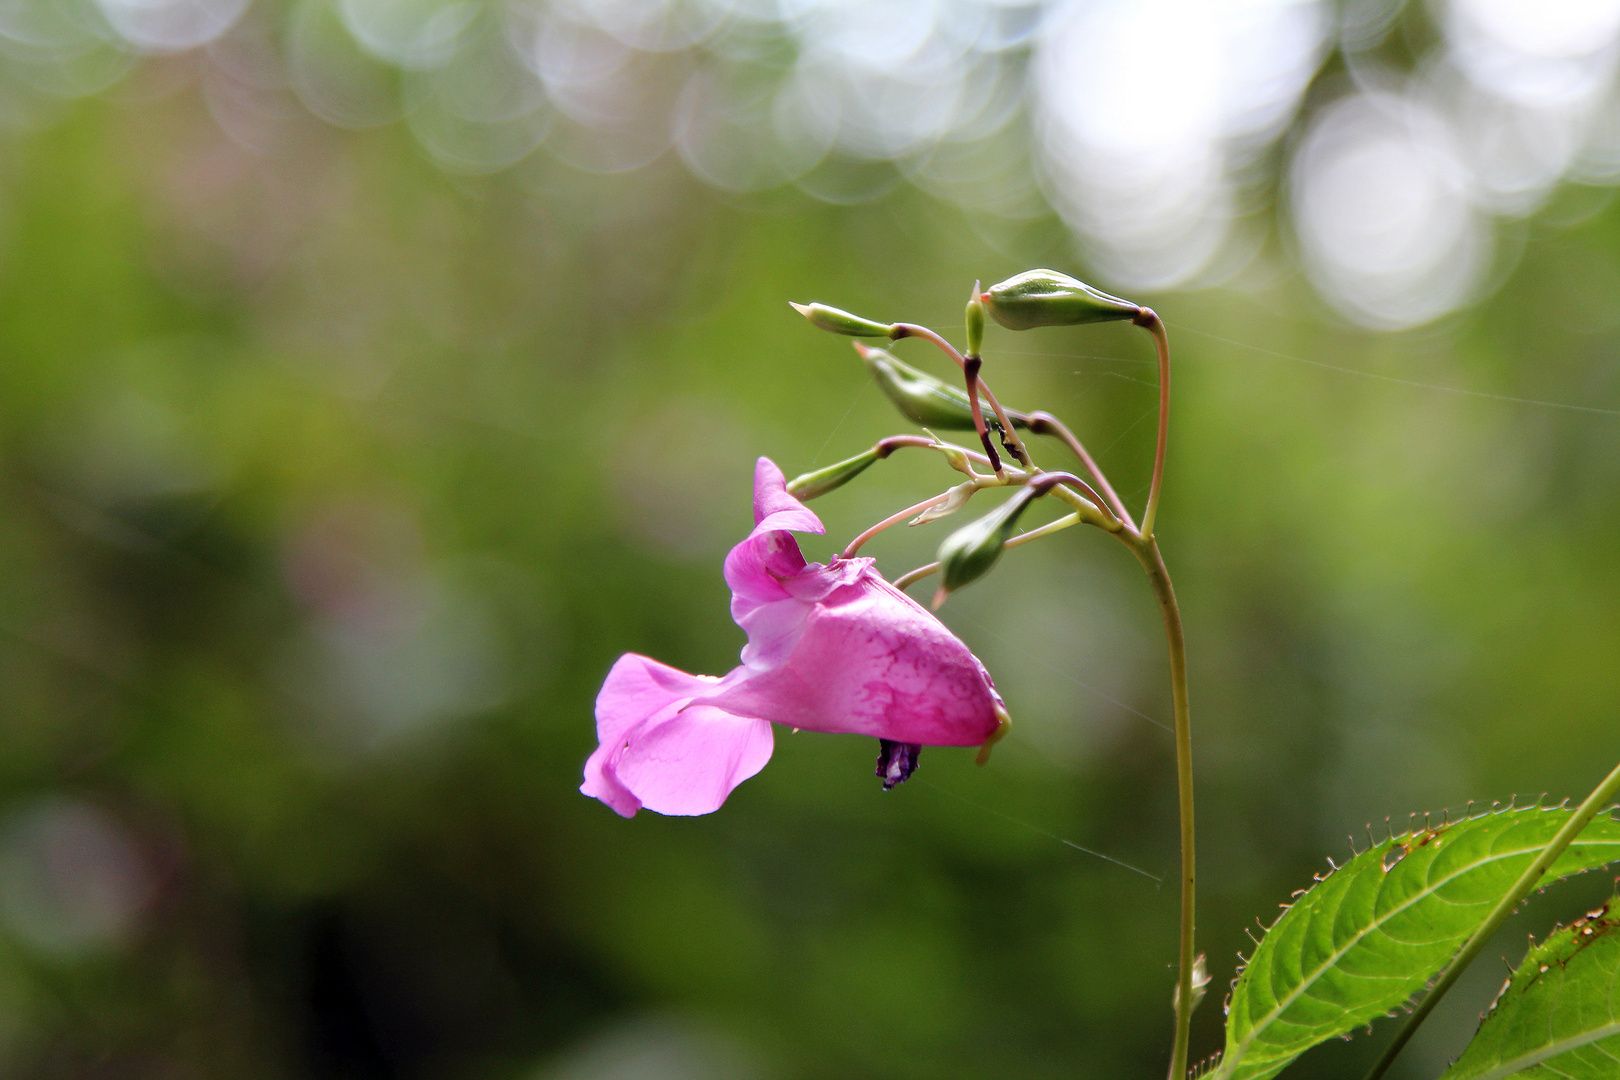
[
  {"xmin": 935, "ymin": 485, "xmax": 1040, "ymax": 597},
  {"xmin": 982, "ymin": 269, "xmax": 1140, "ymax": 330},
  {"xmin": 965, "ymin": 284, "xmax": 985, "ymax": 358},
  {"xmin": 785, "ymin": 448, "xmax": 881, "ymax": 500},
  {"xmin": 789, "ymin": 301, "xmax": 896, "ymax": 338},
  {"xmin": 858, "ymin": 344, "xmax": 1021, "ymax": 432}
]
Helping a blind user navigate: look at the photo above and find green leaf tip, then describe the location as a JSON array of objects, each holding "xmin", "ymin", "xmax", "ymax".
[{"xmin": 1214, "ymin": 803, "xmax": 1620, "ymax": 1080}]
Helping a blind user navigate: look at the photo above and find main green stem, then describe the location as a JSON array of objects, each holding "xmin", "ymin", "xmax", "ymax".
[
  {"xmin": 1128, "ymin": 309, "xmax": 1192, "ymax": 1077},
  {"xmin": 1361, "ymin": 755, "xmax": 1620, "ymax": 1080},
  {"xmin": 1129, "ymin": 534, "xmax": 1196, "ymax": 1080}
]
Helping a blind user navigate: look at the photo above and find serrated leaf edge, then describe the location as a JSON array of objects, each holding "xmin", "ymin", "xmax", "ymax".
[
  {"xmin": 1448, "ymin": 902, "xmax": 1620, "ymax": 1080},
  {"xmin": 1221, "ymin": 803, "xmax": 1620, "ymax": 1077},
  {"xmin": 1460, "ymin": 1021, "xmax": 1620, "ymax": 1080},
  {"xmin": 1225, "ymin": 802, "xmax": 1498, "ymax": 1000}
]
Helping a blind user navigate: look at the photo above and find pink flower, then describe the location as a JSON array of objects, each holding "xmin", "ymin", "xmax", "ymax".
[{"xmin": 583, "ymin": 458, "xmax": 1007, "ymax": 817}]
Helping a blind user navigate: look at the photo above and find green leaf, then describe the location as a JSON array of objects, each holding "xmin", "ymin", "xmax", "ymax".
[
  {"xmin": 1213, "ymin": 805, "xmax": 1620, "ymax": 1080},
  {"xmin": 1441, "ymin": 900, "xmax": 1620, "ymax": 1080}
]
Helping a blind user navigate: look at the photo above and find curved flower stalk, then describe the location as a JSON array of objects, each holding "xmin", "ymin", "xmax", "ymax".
[{"xmin": 583, "ymin": 458, "xmax": 1009, "ymax": 818}]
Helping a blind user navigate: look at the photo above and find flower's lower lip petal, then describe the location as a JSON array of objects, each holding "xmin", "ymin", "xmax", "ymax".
[
  {"xmin": 612, "ymin": 707, "xmax": 774, "ymax": 816},
  {"xmin": 594, "ymin": 654, "xmax": 713, "ymax": 749},
  {"xmin": 589, "ymin": 654, "xmax": 742, "ymax": 817},
  {"xmin": 580, "ymin": 743, "xmax": 642, "ymax": 818}
]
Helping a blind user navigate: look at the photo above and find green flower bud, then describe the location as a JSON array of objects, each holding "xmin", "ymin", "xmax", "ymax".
[
  {"xmin": 965, "ymin": 283, "xmax": 985, "ymax": 358},
  {"xmin": 935, "ymin": 485, "xmax": 1040, "ymax": 600},
  {"xmin": 1173, "ymin": 954, "xmax": 1211, "ymax": 1015},
  {"xmin": 909, "ymin": 481, "xmax": 975, "ymax": 525},
  {"xmin": 790, "ymin": 301, "xmax": 896, "ymax": 338},
  {"xmin": 982, "ymin": 269, "xmax": 1140, "ymax": 330},
  {"xmin": 858, "ymin": 344, "xmax": 1021, "ymax": 433},
  {"xmin": 785, "ymin": 448, "xmax": 881, "ymax": 500}
]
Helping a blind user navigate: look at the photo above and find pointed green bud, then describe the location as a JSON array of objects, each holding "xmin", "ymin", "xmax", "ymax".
[
  {"xmin": 935, "ymin": 442, "xmax": 972, "ymax": 475},
  {"xmin": 785, "ymin": 448, "xmax": 882, "ymax": 500},
  {"xmin": 965, "ymin": 281, "xmax": 985, "ymax": 357},
  {"xmin": 857, "ymin": 344, "xmax": 1020, "ymax": 433},
  {"xmin": 982, "ymin": 269, "xmax": 1140, "ymax": 330},
  {"xmin": 790, "ymin": 301, "xmax": 896, "ymax": 338},
  {"xmin": 934, "ymin": 485, "xmax": 1040, "ymax": 602},
  {"xmin": 909, "ymin": 481, "xmax": 975, "ymax": 525},
  {"xmin": 1173, "ymin": 954, "xmax": 1211, "ymax": 1015}
]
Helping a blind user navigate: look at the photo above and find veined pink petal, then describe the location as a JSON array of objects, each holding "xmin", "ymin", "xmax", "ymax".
[
  {"xmin": 611, "ymin": 706, "xmax": 773, "ymax": 816},
  {"xmin": 704, "ymin": 560, "xmax": 1002, "ymax": 747},
  {"xmin": 584, "ymin": 654, "xmax": 715, "ymax": 818}
]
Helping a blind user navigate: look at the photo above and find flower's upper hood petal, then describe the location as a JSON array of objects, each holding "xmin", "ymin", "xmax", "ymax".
[
  {"xmin": 748, "ymin": 456, "xmax": 823, "ymax": 536},
  {"xmin": 724, "ymin": 458, "xmax": 822, "ymax": 607}
]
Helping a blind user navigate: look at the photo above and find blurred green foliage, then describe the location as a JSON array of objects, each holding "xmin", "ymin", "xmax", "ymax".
[{"xmin": 0, "ymin": 72, "xmax": 1617, "ymax": 1080}]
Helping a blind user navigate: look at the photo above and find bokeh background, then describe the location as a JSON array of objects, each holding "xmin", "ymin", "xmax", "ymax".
[{"xmin": 0, "ymin": 0, "xmax": 1617, "ymax": 1077}]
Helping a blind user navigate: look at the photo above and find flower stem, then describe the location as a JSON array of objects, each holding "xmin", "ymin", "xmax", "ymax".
[
  {"xmin": 1023, "ymin": 410, "xmax": 1135, "ymax": 530},
  {"xmin": 1359, "ymin": 756, "xmax": 1620, "ymax": 1080},
  {"xmin": 890, "ymin": 512, "xmax": 1083, "ymax": 590},
  {"xmin": 843, "ymin": 493, "xmax": 952, "ymax": 559},
  {"xmin": 873, "ymin": 434, "xmax": 1001, "ymax": 473},
  {"xmin": 1036, "ymin": 473, "xmax": 1123, "ymax": 531},
  {"xmin": 1135, "ymin": 310, "xmax": 1171, "ymax": 540},
  {"xmin": 891, "ymin": 323, "xmax": 1033, "ymax": 470},
  {"xmin": 1128, "ymin": 533, "xmax": 1196, "ymax": 1080}
]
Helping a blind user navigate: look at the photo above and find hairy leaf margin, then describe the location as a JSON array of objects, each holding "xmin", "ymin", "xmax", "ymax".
[
  {"xmin": 1212, "ymin": 803, "xmax": 1620, "ymax": 1080},
  {"xmin": 1441, "ymin": 898, "xmax": 1620, "ymax": 1080}
]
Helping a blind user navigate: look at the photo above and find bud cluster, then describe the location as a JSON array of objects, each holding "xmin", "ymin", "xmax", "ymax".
[{"xmin": 789, "ymin": 268, "xmax": 1159, "ymax": 613}]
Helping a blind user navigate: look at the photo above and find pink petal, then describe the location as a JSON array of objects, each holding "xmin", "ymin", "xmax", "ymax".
[
  {"xmin": 723, "ymin": 459, "xmax": 823, "ymax": 608},
  {"xmin": 612, "ymin": 706, "xmax": 774, "ymax": 816},
  {"xmin": 593, "ymin": 654, "xmax": 712, "ymax": 745},
  {"xmin": 584, "ymin": 654, "xmax": 715, "ymax": 818},
  {"xmin": 581, "ymin": 741, "xmax": 643, "ymax": 818},
  {"xmin": 750, "ymin": 457, "xmax": 823, "ymax": 534},
  {"xmin": 735, "ymin": 593, "xmax": 812, "ymax": 673},
  {"xmin": 724, "ymin": 530, "xmax": 807, "ymax": 607},
  {"xmin": 705, "ymin": 562, "xmax": 1002, "ymax": 747}
]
